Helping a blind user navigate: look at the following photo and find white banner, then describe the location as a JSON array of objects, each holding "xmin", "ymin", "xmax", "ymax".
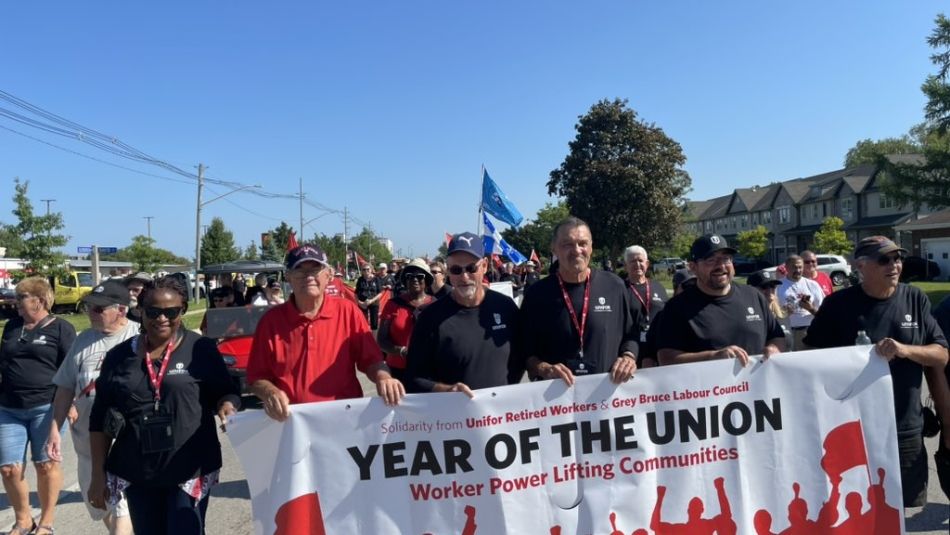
[{"xmin": 229, "ymin": 347, "xmax": 905, "ymax": 534}]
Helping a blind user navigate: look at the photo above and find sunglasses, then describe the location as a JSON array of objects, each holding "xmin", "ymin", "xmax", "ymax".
[
  {"xmin": 90, "ymin": 305, "xmax": 117, "ymax": 314},
  {"xmin": 404, "ymin": 273, "xmax": 427, "ymax": 282},
  {"xmin": 448, "ymin": 263, "xmax": 480, "ymax": 276},
  {"xmin": 430, "ymin": 270, "xmax": 443, "ymax": 275},
  {"xmin": 875, "ymin": 253, "xmax": 904, "ymax": 266},
  {"xmin": 803, "ymin": 260, "xmax": 817, "ymax": 265},
  {"xmin": 144, "ymin": 306, "xmax": 184, "ymax": 320}
]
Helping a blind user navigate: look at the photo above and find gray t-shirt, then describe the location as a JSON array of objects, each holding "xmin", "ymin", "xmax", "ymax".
[{"xmin": 53, "ymin": 321, "xmax": 141, "ymax": 395}]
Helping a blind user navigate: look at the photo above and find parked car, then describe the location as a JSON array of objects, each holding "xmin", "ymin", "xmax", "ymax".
[
  {"xmin": 0, "ymin": 287, "xmax": 16, "ymax": 318},
  {"xmin": 732, "ymin": 256, "xmax": 773, "ymax": 276},
  {"xmin": 49, "ymin": 270, "xmax": 94, "ymax": 313},
  {"xmin": 813, "ymin": 254, "xmax": 851, "ymax": 286},
  {"xmin": 900, "ymin": 256, "xmax": 941, "ymax": 282},
  {"xmin": 652, "ymin": 258, "xmax": 686, "ymax": 275}
]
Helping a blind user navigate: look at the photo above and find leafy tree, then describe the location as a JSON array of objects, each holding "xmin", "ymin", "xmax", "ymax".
[
  {"xmin": 881, "ymin": 14, "xmax": 950, "ymax": 209},
  {"xmin": 0, "ymin": 222, "xmax": 24, "ymax": 258},
  {"xmin": 259, "ymin": 233, "xmax": 281, "ymax": 262},
  {"xmin": 243, "ymin": 240, "xmax": 259, "ymax": 260},
  {"xmin": 737, "ymin": 225, "xmax": 769, "ymax": 259},
  {"xmin": 200, "ymin": 217, "xmax": 240, "ymax": 267},
  {"xmin": 312, "ymin": 233, "xmax": 347, "ymax": 268},
  {"xmin": 547, "ymin": 98, "xmax": 692, "ymax": 258},
  {"xmin": 10, "ymin": 177, "xmax": 68, "ymax": 275},
  {"xmin": 271, "ymin": 222, "xmax": 295, "ymax": 253},
  {"xmin": 349, "ymin": 227, "xmax": 393, "ymax": 265},
  {"xmin": 103, "ymin": 237, "xmax": 189, "ymax": 269},
  {"xmin": 844, "ymin": 137, "xmax": 920, "ymax": 167},
  {"xmin": 501, "ymin": 201, "xmax": 570, "ymax": 258},
  {"xmin": 652, "ymin": 228, "xmax": 697, "ymax": 261},
  {"xmin": 813, "ymin": 217, "xmax": 853, "ymax": 256}
]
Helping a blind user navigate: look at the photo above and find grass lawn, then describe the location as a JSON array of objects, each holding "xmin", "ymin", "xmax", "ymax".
[
  {"xmin": 0, "ymin": 299, "xmax": 208, "ymax": 333},
  {"xmin": 910, "ymin": 281, "xmax": 950, "ymax": 308}
]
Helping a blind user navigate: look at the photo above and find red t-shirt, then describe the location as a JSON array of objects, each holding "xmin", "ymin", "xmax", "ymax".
[
  {"xmin": 379, "ymin": 295, "xmax": 434, "ymax": 369},
  {"xmin": 811, "ymin": 271, "xmax": 834, "ymax": 296},
  {"xmin": 246, "ymin": 296, "xmax": 381, "ymax": 404}
]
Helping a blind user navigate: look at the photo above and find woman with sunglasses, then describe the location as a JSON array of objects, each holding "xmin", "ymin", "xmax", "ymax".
[
  {"xmin": 88, "ymin": 276, "xmax": 239, "ymax": 534},
  {"xmin": 377, "ymin": 259, "xmax": 436, "ymax": 382},
  {"xmin": 0, "ymin": 276, "xmax": 76, "ymax": 535}
]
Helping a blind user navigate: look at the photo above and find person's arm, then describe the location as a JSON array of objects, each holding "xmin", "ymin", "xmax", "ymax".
[
  {"xmin": 45, "ymin": 386, "xmax": 76, "ymax": 461},
  {"xmin": 195, "ymin": 337, "xmax": 241, "ymax": 429},
  {"xmin": 376, "ymin": 302, "xmax": 405, "ymax": 356},
  {"xmin": 87, "ymin": 431, "xmax": 110, "ymax": 510},
  {"xmin": 250, "ymin": 379, "xmax": 291, "ymax": 422},
  {"xmin": 246, "ymin": 317, "xmax": 290, "ymax": 421},
  {"xmin": 658, "ymin": 347, "xmax": 751, "ymax": 366},
  {"xmin": 525, "ymin": 356, "xmax": 575, "ymax": 386},
  {"xmin": 924, "ymin": 365, "xmax": 950, "ymax": 450},
  {"xmin": 874, "ymin": 340, "xmax": 948, "ymax": 367}
]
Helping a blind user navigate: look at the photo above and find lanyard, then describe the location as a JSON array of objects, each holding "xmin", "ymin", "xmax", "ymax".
[
  {"xmin": 557, "ymin": 272, "xmax": 591, "ymax": 357},
  {"xmin": 629, "ymin": 282, "xmax": 651, "ymax": 318},
  {"xmin": 144, "ymin": 334, "xmax": 178, "ymax": 412}
]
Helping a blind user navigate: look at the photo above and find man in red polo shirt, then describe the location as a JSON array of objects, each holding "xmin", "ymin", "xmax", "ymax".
[
  {"xmin": 247, "ymin": 244, "xmax": 404, "ymax": 421},
  {"xmin": 801, "ymin": 250, "xmax": 833, "ymax": 296}
]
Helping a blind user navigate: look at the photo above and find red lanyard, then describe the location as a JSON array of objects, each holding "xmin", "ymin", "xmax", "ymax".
[
  {"xmin": 144, "ymin": 334, "xmax": 178, "ymax": 411},
  {"xmin": 629, "ymin": 282, "xmax": 651, "ymax": 317},
  {"xmin": 557, "ymin": 272, "xmax": 591, "ymax": 356}
]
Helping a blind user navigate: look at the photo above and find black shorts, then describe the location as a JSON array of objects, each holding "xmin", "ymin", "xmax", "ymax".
[{"xmin": 897, "ymin": 432, "xmax": 928, "ymax": 507}]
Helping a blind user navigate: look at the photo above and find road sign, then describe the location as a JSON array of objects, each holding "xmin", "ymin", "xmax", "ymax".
[
  {"xmin": 77, "ymin": 246, "xmax": 92, "ymax": 253},
  {"xmin": 98, "ymin": 247, "xmax": 118, "ymax": 254}
]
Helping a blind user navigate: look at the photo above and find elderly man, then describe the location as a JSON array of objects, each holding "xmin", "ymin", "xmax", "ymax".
[
  {"xmin": 355, "ymin": 263, "xmax": 383, "ymax": 329},
  {"xmin": 657, "ymin": 235, "xmax": 785, "ymax": 367},
  {"xmin": 247, "ymin": 244, "xmax": 404, "ymax": 421},
  {"xmin": 427, "ymin": 259, "xmax": 452, "ymax": 299},
  {"xmin": 623, "ymin": 245, "xmax": 669, "ymax": 368},
  {"xmin": 522, "ymin": 260, "xmax": 541, "ymax": 289},
  {"xmin": 123, "ymin": 272, "xmax": 152, "ymax": 322},
  {"xmin": 47, "ymin": 280, "xmax": 139, "ymax": 535},
  {"xmin": 777, "ymin": 255, "xmax": 824, "ymax": 351},
  {"xmin": 801, "ymin": 250, "xmax": 833, "ymax": 296},
  {"xmin": 405, "ymin": 233, "xmax": 522, "ymax": 396},
  {"xmin": 804, "ymin": 236, "xmax": 948, "ymax": 507},
  {"xmin": 520, "ymin": 217, "xmax": 640, "ymax": 385}
]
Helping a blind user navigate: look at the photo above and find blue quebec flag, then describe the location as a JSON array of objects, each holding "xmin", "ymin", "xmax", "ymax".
[
  {"xmin": 481, "ymin": 169, "xmax": 524, "ymax": 227},
  {"xmin": 483, "ymin": 213, "xmax": 528, "ymax": 264}
]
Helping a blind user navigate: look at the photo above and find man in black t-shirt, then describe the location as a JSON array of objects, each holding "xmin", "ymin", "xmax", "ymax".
[
  {"xmin": 656, "ymin": 234, "xmax": 784, "ymax": 367},
  {"xmin": 623, "ymin": 245, "xmax": 669, "ymax": 368},
  {"xmin": 405, "ymin": 232, "xmax": 522, "ymax": 396},
  {"xmin": 520, "ymin": 217, "xmax": 640, "ymax": 385},
  {"xmin": 355, "ymin": 264, "xmax": 383, "ymax": 329},
  {"xmin": 804, "ymin": 236, "xmax": 948, "ymax": 507},
  {"xmin": 521, "ymin": 261, "xmax": 541, "ymax": 289}
]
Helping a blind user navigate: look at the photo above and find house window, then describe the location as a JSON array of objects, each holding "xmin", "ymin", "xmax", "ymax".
[
  {"xmin": 763, "ymin": 211, "xmax": 772, "ymax": 224},
  {"xmin": 741, "ymin": 215, "xmax": 748, "ymax": 228},
  {"xmin": 778, "ymin": 206, "xmax": 790, "ymax": 224},
  {"xmin": 731, "ymin": 216, "xmax": 737, "ymax": 229},
  {"xmin": 822, "ymin": 203, "xmax": 827, "ymax": 217},
  {"xmin": 752, "ymin": 213, "xmax": 758, "ymax": 225},
  {"xmin": 812, "ymin": 204, "xmax": 819, "ymax": 219},
  {"xmin": 879, "ymin": 193, "xmax": 896, "ymax": 209},
  {"xmin": 841, "ymin": 198, "xmax": 853, "ymax": 220}
]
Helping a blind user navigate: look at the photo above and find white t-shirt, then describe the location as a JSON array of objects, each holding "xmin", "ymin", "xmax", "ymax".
[{"xmin": 777, "ymin": 277, "xmax": 825, "ymax": 329}]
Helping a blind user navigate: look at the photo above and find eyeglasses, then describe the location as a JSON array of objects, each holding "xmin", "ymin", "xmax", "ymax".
[
  {"xmin": 875, "ymin": 254, "xmax": 904, "ymax": 266},
  {"xmin": 430, "ymin": 270, "xmax": 443, "ymax": 275},
  {"xmin": 292, "ymin": 267, "xmax": 325, "ymax": 278},
  {"xmin": 700, "ymin": 256, "xmax": 733, "ymax": 266},
  {"xmin": 803, "ymin": 260, "xmax": 817, "ymax": 265},
  {"xmin": 404, "ymin": 273, "xmax": 427, "ymax": 282},
  {"xmin": 448, "ymin": 263, "xmax": 480, "ymax": 276},
  {"xmin": 144, "ymin": 306, "xmax": 184, "ymax": 320}
]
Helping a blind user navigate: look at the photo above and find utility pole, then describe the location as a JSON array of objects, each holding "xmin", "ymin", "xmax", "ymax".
[
  {"xmin": 40, "ymin": 199, "xmax": 55, "ymax": 239},
  {"xmin": 299, "ymin": 177, "xmax": 304, "ymax": 237},
  {"xmin": 194, "ymin": 163, "xmax": 205, "ymax": 303},
  {"xmin": 144, "ymin": 216, "xmax": 154, "ymax": 240},
  {"xmin": 343, "ymin": 206, "xmax": 349, "ymax": 279}
]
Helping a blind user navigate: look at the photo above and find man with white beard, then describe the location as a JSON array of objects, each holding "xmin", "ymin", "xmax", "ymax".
[{"xmin": 404, "ymin": 232, "xmax": 523, "ymax": 396}]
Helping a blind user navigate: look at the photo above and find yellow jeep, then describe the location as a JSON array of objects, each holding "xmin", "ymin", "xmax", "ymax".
[{"xmin": 50, "ymin": 270, "xmax": 95, "ymax": 313}]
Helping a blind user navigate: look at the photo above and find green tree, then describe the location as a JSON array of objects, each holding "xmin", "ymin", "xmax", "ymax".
[
  {"xmin": 0, "ymin": 222, "xmax": 25, "ymax": 258},
  {"xmin": 259, "ymin": 233, "xmax": 280, "ymax": 262},
  {"xmin": 312, "ymin": 233, "xmax": 347, "ymax": 268},
  {"xmin": 547, "ymin": 99, "xmax": 692, "ymax": 258},
  {"xmin": 105, "ymin": 237, "xmax": 189, "ymax": 268},
  {"xmin": 737, "ymin": 225, "xmax": 769, "ymax": 259},
  {"xmin": 243, "ymin": 240, "xmax": 259, "ymax": 260},
  {"xmin": 200, "ymin": 217, "xmax": 240, "ymax": 267},
  {"xmin": 270, "ymin": 222, "xmax": 295, "ymax": 253},
  {"xmin": 10, "ymin": 177, "xmax": 68, "ymax": 275},
  {"xmin": 881, "ymin": 14, "xmax": 950, "ymax": 209},
  {"xmin": 813, "ymin": 217, "xmax": 853, "ymax": 256},
  {"xmin": 844, "ymin": 137, "xmax": 920, "ymax": 167},
  {"xmin": 501, "ymin": 201, "xmax": 570, "ymax": 258},
  {"xmin": 349, "ymin": 227, "xmax": 393, "ymax": 265}
]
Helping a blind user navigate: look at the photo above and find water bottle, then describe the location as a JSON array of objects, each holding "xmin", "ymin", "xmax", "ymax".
[{"xmin": 855, "ymin": 330, "xmax": 871, "ymax": 345}]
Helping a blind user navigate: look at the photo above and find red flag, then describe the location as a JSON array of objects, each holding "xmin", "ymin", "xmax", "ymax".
[
  {"xmin": 530, "ymin": 249, "xmax": 540, "ymax": 264},
  {"xmin": 286, "ymin": 231, "xmax": 299, "ymax": 251},
  {"xmin": 820, "ymin": 420, "xmax": 868, "ymax": 481},
  {"xmin": 492, "ymin": 254, "xmax": 503, "ymax": 269},
  {"xmin": 445, "ymin": 232, "xmax": 453, "ymax": 246}
]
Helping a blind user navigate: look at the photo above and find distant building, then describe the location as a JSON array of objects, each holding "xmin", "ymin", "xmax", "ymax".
[{"xmin": 378, "ymin": 237, "xmax": 394, "ymax": 254}]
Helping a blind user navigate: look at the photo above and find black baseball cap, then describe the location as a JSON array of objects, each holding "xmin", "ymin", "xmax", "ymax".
[
  {"xmin": 447, "ymin": 232, "xmax": 483, "ymax": 260},
  {"xmin": 672, "ymin": 269, "xmax": 695, "ymax": 288},
  {"xmin": 83, "ymin": 279, "xmax": 131, "ymax": 307},
  {"xmin": 854, "ymin": 235, "xmax": 907, "ymax": 259},
  {"xmin": 285, "ymin": 244, "xmax": 329, "ymax": 270},
  {"xmin": 690, "ymin": 234, "xmax": 737, "ymax": 261},
  {"xmin": 747, "ymin": 270, "xmax": 782, "ymax": 288}
]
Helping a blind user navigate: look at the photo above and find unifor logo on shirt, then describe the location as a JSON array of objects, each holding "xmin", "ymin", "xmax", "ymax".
[
  {"xmin": 594, "ymin": 296, "xmax": 612, "ymax": 312},
  {"xmin": 745, "ymin": 305, "xmax": 762, "ymax": 322},
  {"xmin": 901, "ymin": 313, "xmax": 918, "ymax": 329},
  {"xmin": 168, "ymin": 362, "xmax": 190, "ymax": 376},
  {"xmin": 491, "ymin": 313, "xmax": 507, "ymax": 331}
]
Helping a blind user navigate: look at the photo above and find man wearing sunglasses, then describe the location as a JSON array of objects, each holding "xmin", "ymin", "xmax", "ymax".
[
  {"xmin": 805, "ymin": 235, "xmax": 949, "ymax": 508},
  {"xmin": 247, "ymin": 244, "xmax": 404, "ymax": 422},
  {"xmin": 405, "ymin": 232, "xmax": 523, "ymax": 396},
  {"xmin": 520, "ymin": 217, "xmax": 641, "ymax": 385}
]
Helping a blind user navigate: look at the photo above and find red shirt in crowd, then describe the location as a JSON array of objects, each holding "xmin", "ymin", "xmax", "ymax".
[
  {"xmin": 810, "ymin": 271, "xmax": 834, "ymax": 296},
  {"xmin": 379, "ymin": 295, "xmax": 434, "ymax": 369},
  {"xmin": 247, "ymin": 295, "xmax": 381, "ymax": 403}
]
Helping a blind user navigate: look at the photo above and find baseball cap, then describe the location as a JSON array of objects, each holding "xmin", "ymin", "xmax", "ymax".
[
  {"xmin": 377, "ymin": 262, "xmax": 387, "ymax": 269},
  {"xmin": 125, "ymin": 272, "xmax": 153, "ymax": 285},
  {"xmin": 447, "ymin": 232, "xmax": 483, "ymax": 260},
  {"xmin": 854, "ymin": 235, "xmax": 907, "ymax": 259},
  {"xmin": 83, "ymin": 279, "xmax": 131, "ymax": 307},
  {"xmin": 671, "ymin": 269, "xmax": 695, "ymax": 288},
  {"xmin": 285, "ymin": 244, "xmax": 329, "ymax": 271},
  {"xmin": 525, "ymin": 260, "xmax": 537, "ymax": 267},
  {"xmin": 746, "ymin": 270, "xmax": 782, "ymax": 288},
  {"xmin": 690, "ymin": 234, "xmax": 737, "ymax": 261}
]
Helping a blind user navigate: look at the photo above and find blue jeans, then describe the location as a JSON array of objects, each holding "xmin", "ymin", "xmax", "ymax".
[
  {"xmin": 125, "ymin": 484, "xmax": 210, "ymax": 535},
  {"xmin": 0, "ymin": 403, "xmax": 56, "ymax": 466}
]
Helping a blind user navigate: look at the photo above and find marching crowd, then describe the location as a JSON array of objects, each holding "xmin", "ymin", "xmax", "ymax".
[{"xmin": 0, "ymin": 215, "xmax": 948, "ymax": 534}]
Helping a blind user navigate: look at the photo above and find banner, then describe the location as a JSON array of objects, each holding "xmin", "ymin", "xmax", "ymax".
[{"xmin": 229, "ymin": 347, "xmax": 904, "ymax": 534}]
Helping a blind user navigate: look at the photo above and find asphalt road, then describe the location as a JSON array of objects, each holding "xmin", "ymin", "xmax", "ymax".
[{"xmin": 0, "ymin": 386, "xmax": 947, "ymax": 534}]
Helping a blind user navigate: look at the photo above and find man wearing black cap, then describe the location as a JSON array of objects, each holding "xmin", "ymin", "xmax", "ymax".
[
  {"xmin": 405, "ymin": 232, "xmax": 522, "ymax": 396},
  {"xmin": 47, "ymin": 279, "xmax": 138, "ymax": 534},
  {"xmin": 247, "ymin": 244, "xmax": 404, "ymax": 422},
  {"xmin": 656, "ymin": 234, "xmax": 785, "ymax": 366},
  {"xmin": 804, "ymin": 235, "xmax": 948, "ymax": 508},
  {"xmin": 519, "ymin": 217, "xmax": 640, "ymax": 385}
]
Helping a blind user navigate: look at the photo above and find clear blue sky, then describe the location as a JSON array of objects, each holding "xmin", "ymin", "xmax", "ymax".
[{"xmin": 0, "ymin": 1, "xmax": 941, "ymax": 260}]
